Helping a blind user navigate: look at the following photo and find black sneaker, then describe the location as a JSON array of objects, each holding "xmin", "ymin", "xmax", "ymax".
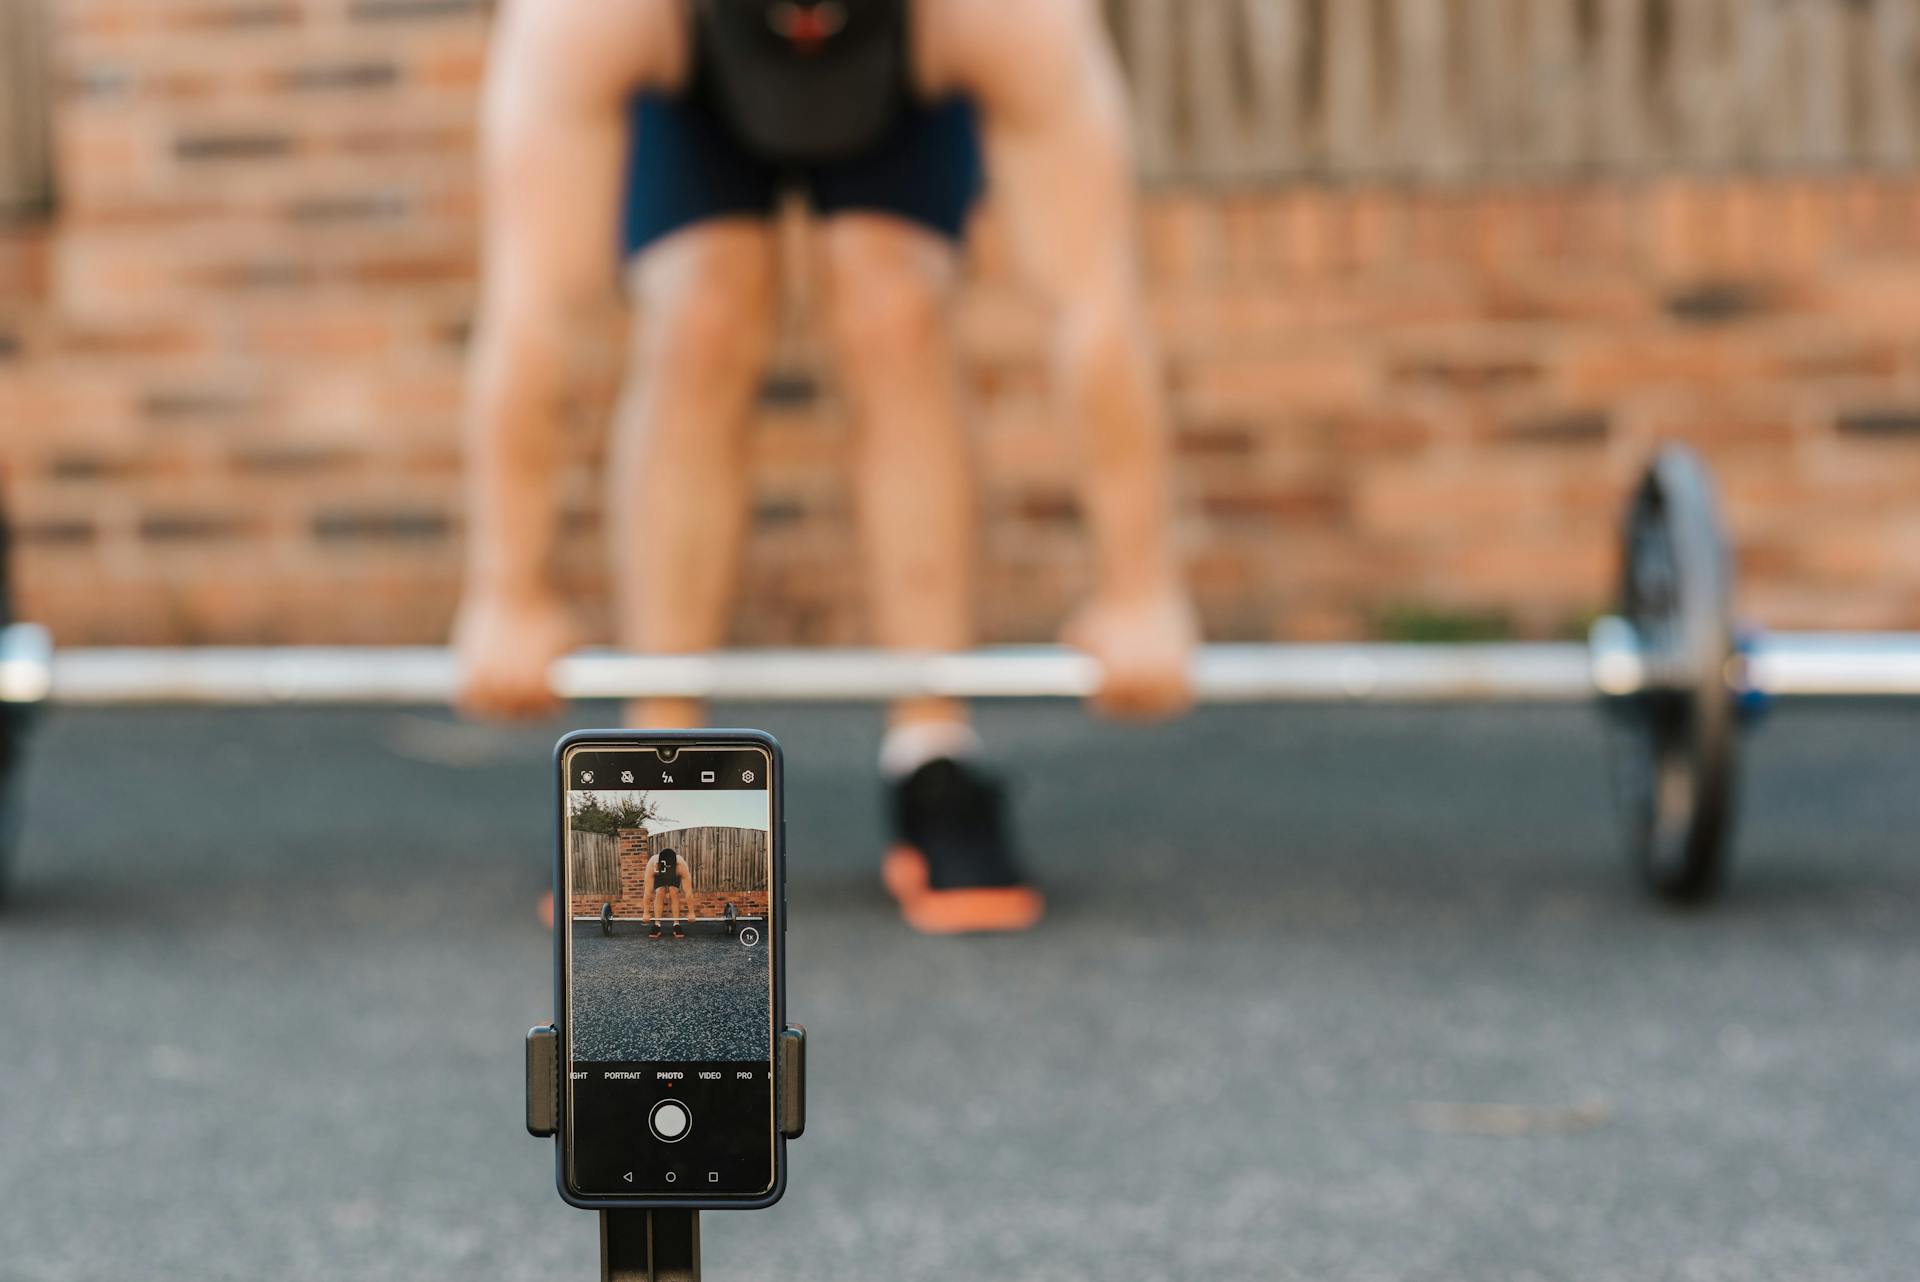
[
  {"xmin": 648, "ymin": 922, "xmax": 663, "ymax": 940},
  {"xmin": 671, "ymin": 922, "xmax": 686, "ymax": 939},
  {"xmin": 881, "ymin": 758, "xmax": 1044, "ymax": 934}
]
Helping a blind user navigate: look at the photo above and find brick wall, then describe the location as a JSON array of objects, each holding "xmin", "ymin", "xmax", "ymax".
[
  {"xmin": 615, "ymin": 827, "xmax": 652, "ymax": 907},
  {"xmin": 3, "ymin": 2, "xmax": 1920, "ymax": 646}
]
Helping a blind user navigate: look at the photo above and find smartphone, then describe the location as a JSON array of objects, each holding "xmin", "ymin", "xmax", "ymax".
[{"xmin": 553, "ymin": 730, "xmax": 786, "ymax": 1209}]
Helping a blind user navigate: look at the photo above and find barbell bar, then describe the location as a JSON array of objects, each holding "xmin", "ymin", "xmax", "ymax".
[
  {"xmin": 5, "ymin": 621, "xmax": 1920, "ymax": 708},
  {"xmin": 5, "ymin": 445, "xmax": 1920, "ymax": 906},
  {"xmin": 0, "ymin": 625, "xmax": 1588, "ymax": 705}
]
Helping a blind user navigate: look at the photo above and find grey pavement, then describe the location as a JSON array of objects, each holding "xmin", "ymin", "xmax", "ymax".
[
  {"xmin": 570, "ymin": 923, "xmax": 769, "ymax": 1062},
  {"xmin": 1, "ymin": 702, "xmax": 1917, "ymax": 1281}
]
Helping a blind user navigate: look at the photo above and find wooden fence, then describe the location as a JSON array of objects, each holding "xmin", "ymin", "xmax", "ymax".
[
  {"xmin": 1112, "ymin": 0, "xmax": 1920, "ymax": 182},
  {"xmin": 0, "ymin": 0, "xmax": 54, "ymax": 218},
  {"xmin": 652, "ymin": 827, "xmax": 769, "ymax": 894},
  {"xmin": 570, "ymin": 830, "xmax": 621, "ymax": 896}
]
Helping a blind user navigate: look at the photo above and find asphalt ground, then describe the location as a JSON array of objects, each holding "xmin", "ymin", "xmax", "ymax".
[
  {"xmin": 1, "ymin": 702, "xmax": 1917, "ymax": 1281},
  {"xmin": 570, "ymin": 923, "xmax": 769, "ymax": 1062}
]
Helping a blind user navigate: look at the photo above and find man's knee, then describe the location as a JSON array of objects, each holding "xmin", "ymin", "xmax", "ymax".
[
  {"xmin": 632, "ymin": 225, "xmax": 779, "ymax": 382},
  {"xmin": 822, "ymin": 221, "xmax": 957, "ymax": 379}
]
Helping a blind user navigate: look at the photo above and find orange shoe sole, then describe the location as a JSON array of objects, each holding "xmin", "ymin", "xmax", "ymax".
[{"xmin": 882, "ymin": 846, "xmax": 1045, "ymax": 935}]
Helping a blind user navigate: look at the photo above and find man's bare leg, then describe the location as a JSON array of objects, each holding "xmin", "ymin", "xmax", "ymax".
[
  {"xmin": 820, "ymin": 215, "xmax": 975, "ymax": 733},
  {"xmin": 611, "ymin": 221, "xmax": 780, "ymax": 729},
  {"xmin": 823, "ymin": 213, "xmax": 1042, "ymax": 933}
]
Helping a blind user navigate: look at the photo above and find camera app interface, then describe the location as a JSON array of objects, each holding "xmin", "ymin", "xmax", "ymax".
[{"xmin": 564, "ymin": 745, "xmax": 774, "ymax": 1199}]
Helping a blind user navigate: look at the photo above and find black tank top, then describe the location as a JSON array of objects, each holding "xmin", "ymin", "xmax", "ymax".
[{"xmin": 690, "ymin": 0, "xmax": 911, "ymax": 165}]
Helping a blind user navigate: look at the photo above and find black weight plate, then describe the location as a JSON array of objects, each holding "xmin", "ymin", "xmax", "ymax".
[
  {"xmin": 0, "ymin": 499, "xmax": 21, "ymax": 905},
  {"xmin": 1610, "ymin": 445, "xmax": 1739, "ymax": 903},
  {"xmin": 600, "ymin": 900, "xmax": 614, "ymax": 937},
  {"xmin": 0, "ymin": 708, "xmax": 21, "ymax": 906}
]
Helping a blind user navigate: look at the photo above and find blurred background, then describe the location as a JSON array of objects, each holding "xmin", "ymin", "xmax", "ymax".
[{"xmin": 4, "ymin": 0, "xmax": 1919, "ymax": 648}]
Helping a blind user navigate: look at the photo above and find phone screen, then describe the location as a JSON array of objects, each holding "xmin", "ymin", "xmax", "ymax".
[{"xmin": 561, "ymin": 742, "xmax": 777, "ymax": 1200}]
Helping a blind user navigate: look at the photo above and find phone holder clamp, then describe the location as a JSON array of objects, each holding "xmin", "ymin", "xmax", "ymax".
[{"xmin": 526, "ymin": 1024, "xmax": 807, "ymax": 1281}]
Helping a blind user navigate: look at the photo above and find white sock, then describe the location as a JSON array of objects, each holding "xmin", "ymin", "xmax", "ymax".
[{"xmin": 878, "ymin": 720, "xmax": 983, "ymax": 780}]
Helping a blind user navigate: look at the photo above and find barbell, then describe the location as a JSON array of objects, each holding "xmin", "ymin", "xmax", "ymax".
[
  {"xmin": 3, "ymin": 445, "xmax": 1920, "ymax": 903},
  {"xmin": 4, "ymin": 614, "xmax": 1918, "ymax": 707}
]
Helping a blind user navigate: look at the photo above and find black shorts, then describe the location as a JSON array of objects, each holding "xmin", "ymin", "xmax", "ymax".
[{"xmin": 621, "ymin": 92, "xmax": 985, "ymax": 258}]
